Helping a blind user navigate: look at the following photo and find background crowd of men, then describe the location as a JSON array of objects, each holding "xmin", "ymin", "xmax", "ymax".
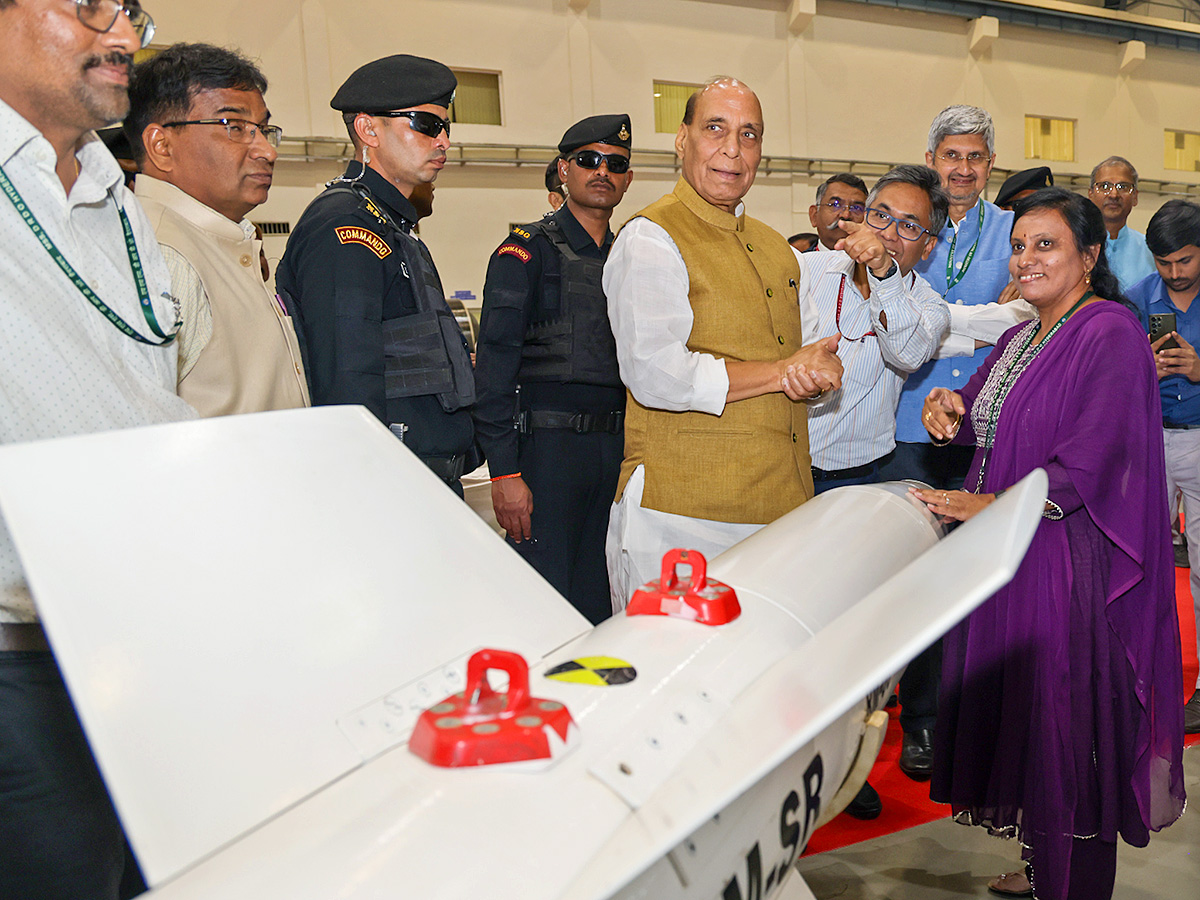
[{"xmin": 0, "ymin": 1, "xmax": 1197, "ymax": 895}]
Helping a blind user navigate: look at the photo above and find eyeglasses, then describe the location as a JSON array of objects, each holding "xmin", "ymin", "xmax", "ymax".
[
  {"xmin": 820, "ymin": 198, "xmax": 866, "ymax": 216},
  {"xmin": 865, "ymin": 207, "xmax": 931, "ymax": 242},
  {"xmin": 935, "ymin": 150, "xmax": 990, "ymax": 166},
  {"xmin": 375, "ymin": 110, "xmax": 451, "ymax": 140},
  {"xmin": 567, "ymin": 150, "xmax": 631, "ymax": 174},
  {"xmin": 162, "ymin": 118, "xmax": 283, "ymax": 148},
  {"xmin": 1091, "ymin": 181, "xmax": 1135, "ymax": 195},
  {"xmin": 74, "ymin": 0, "xmax": 156, "ymax": 48}
]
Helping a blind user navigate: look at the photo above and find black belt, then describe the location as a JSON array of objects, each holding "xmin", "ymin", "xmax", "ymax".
[
  {"xmin": 517, "ymin": 409, "xmax": 624, "ymax": 435},
  {"xmin": 1164, "ymin": 421, "xmax": 1200, "ymax": 430},
  {"xmin": 0, "ymin": 622, "xmax": 50, "ymax": 653},
  {"xmin": 811, "ymin": 457, "xmax": 884, "ymax": 482},
  {"xmin": 420, "ymin": 454, "xmax": 467, "ymax": 483}
]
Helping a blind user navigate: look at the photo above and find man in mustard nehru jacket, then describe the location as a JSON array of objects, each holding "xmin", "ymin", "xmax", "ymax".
[{"xmin": 603, "ymin": 76, "xmax": 843, "ymax": 611}]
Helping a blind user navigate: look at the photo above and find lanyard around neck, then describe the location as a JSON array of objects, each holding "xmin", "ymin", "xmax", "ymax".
[
  {"xmin": 945, "ymin": 201, "xmax": 986, "ymax": 292},
  {"xmin": 836, "ymin": 274, "xmax": 875, "ymax": 341},
  {"xmin": 836, "ymin": 268, "xmax": 916, "ymax": 340},
  {"xmin": 0, "ymin": 162, "xmax": 179, "ymax": 346}
]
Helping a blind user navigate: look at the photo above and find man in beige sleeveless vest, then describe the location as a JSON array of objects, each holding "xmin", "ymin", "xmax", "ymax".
[
  {"xmin": 603, "ymin": 76, "xmax": 842, "ymax": 612},
  {"xmin": 126, "ymin": 43, "xmax": 309, "ymax": 417}
]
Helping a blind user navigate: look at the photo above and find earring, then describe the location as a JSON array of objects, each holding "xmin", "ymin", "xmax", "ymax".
[{"xmin": 1084, "ymin": 269, "xmax": 1092, "ymax": 285}]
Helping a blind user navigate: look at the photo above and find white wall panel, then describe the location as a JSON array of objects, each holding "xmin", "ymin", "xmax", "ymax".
[{"xmin": 138, "ymin": 0, "xmax": 1200, "ymax": 293}]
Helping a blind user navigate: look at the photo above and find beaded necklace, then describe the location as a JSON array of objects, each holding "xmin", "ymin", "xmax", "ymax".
[{"xmin": 972, "ymin": 291, "xmax": 1094, "ymax": 492}]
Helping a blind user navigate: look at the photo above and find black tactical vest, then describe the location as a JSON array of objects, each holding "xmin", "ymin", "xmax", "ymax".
[
  {"xmin": 328, "ymin": 183, "xmax": 475, "ymax": 412},
  {"xmin": 517, "ymin": 218, "xmax": 621, "ymax": 387}
]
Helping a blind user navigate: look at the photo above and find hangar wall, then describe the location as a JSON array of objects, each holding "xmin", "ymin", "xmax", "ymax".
[{"xmin": 142, "ymin": 0, "xmax": 1200, "ymax": 304}]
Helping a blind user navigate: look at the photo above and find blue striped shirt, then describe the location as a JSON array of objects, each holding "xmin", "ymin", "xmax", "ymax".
[{"xmin": 804, "ymin": 251, "xmax": 950, "ymax": 468}]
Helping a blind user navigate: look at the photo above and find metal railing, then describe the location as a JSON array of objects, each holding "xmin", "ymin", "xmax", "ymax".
[{"xmin": 274, "ymin": 137, "xmax": 1200, "ymax": 200}]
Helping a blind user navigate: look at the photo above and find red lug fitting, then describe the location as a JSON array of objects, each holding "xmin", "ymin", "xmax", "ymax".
[
  {"xmin": 626, "ymin": 548, "xmax": 741, "ymax": 626},
  {"xmin": 409, "ymin": 648, "xmax": 576, "ymax": 768}
]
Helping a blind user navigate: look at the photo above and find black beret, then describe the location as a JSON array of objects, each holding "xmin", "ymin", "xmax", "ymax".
[
  {"xmin": 558, "ymin": 114, "xmax": 631, "ymax": 155},
  {"xmin": 331, "ymin": 54, "xmax": 457, "ymax": 113},
  {"xmin": 995, "ymin": 166, "xmax": 1054, "ymax": 208}
]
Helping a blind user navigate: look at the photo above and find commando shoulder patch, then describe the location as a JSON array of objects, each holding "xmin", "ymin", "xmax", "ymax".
[
  {"xmin": 335, "ymin": 225, "xmax": 391, "ymax": 259},
  {"xmin": 497, "ymin": 243, "xmax": 532, "ymax": 263}
]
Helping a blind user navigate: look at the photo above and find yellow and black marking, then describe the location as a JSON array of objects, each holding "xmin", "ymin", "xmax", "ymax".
[{"xmin": 545, "ymin": 656, "xmax": 636, "ymax": 686}]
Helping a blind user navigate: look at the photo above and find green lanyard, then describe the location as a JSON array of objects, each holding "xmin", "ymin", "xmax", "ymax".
[
  {"xmin": 0, "ymin": 161, "xmax": 178, "ymax": 346},
  {"xmin": 945, "ymin": 201, "xmax": 986, "ymax": 292}
]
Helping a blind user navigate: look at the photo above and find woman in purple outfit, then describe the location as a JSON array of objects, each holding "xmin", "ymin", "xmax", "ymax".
[{"xmin": 910, "ymin": 188, "xmax": 1186, "ymax": 900}]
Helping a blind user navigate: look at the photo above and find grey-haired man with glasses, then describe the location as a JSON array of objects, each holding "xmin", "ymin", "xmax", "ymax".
[
  {"xmin": 1088, "ymin": 155, "xmax": 1155, "ymax": 293},
  {"xmin": 808, "ymin": 172, "xmax": 868, "ymax": 251},
  {"xmin": 879, "ymin": 104, "xmax": 1032, "ymax": 784},
  {"xmin": 127, "ymin": 42, "xmax": 310, "ymax": 417},
  {"xmin": 0, "ymin": 2, "xmax": 195, "ymax": 897}
]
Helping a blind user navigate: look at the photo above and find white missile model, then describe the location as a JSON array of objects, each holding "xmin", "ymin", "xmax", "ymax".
[{"xmin": 0, "ymin": 406, "xmax": 1045, "ymax": 900}]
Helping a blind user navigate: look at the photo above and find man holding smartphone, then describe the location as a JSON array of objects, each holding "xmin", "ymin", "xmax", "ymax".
[{"xmin": 1127, "ymin": 198, "xmax": 1200, "ymax": 735}]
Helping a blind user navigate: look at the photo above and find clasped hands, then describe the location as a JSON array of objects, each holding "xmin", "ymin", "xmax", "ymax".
[
  {"xmin": 780, "ymin": 219, "xmax": 897, "ymax": 402},
  {"xmin": 780, "ymin": 334, "xmax": 843, "ymax": 401}
]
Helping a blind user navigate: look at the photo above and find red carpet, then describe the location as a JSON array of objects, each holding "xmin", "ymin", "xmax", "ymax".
[{"xmin": 804, "ymin": 564, "xmax": 1200, "ymax": 856}]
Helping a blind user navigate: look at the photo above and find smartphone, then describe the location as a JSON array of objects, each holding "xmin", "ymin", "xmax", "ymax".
[{"xmin": 1150, "ymin": 313, "xmax": 1179, "ymax": 351}]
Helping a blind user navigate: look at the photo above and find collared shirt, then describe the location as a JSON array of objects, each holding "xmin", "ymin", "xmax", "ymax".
[
  {"xmin": 804, "ymin": 251, "xmax": 950, "ymax": 469},
  {"xmin": 1106, "ymin": 225, "xmax": 1156, "ymax": 295},
  {"xmin": 0, "ymin": 98, "xmax": 195, "ymax": 623},
  {"xmin": 898, "ymin": 198, "xmax": 1031, "ymax": 443},
  {"xmin": 1127, "ymin": 272, "xmax": 1200, "ymax": 424},
  {"xmin": 603, "ymin": 214, "xmax": 818, "ymax": 417}
]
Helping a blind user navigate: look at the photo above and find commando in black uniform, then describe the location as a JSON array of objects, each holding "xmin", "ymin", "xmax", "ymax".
[
  {"xmin": 473, "ymin": 114, "xmax": 633, "ymax": 623},
  {"xmin": 276, "ymin": 55, "xmax": 476, "ymax": 491}
]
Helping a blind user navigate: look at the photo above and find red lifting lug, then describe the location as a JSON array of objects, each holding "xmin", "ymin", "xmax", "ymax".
[
  {"xmin": 409, "ymin": 648, "xmax": 577, "ymax": 768},
  {"xmin": 626, "ymin": 548, "xmax": 741, "ymax": 626}
]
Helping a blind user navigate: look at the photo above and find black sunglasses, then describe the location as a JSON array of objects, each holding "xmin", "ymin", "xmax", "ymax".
[
  {"xmin": 375, "ymin": 110, "xmax": 451, "ymax": 139},
  {"xmin": 568, "ymin": 150, "xmax": 630, "ymax": 174}
]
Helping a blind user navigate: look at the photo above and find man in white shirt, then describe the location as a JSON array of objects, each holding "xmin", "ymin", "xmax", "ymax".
[
  {"xmin": 603, "ymin": 76, "xmax": 842, "ymax": 612},
  {"xmin": 127, "ymin": 42, "xmax": 309, "ymax": 416},
  {"xmin": 0, "ymin": 3, "xmax": 195, "ymax": 896},
  {"xmin": 807, "ymin": 165, "xmax": 950, "ymax": 489}
]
